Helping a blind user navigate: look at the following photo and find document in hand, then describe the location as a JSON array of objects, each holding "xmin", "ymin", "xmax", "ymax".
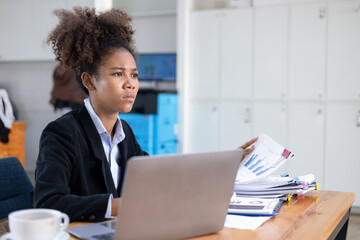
[
  {"xmin": 228, "ymin": 194, "xmax": 283, "ymax": 216},
  {"xmin": 236, "ymin": 133, "xmax": 294, "ymax": 183}
]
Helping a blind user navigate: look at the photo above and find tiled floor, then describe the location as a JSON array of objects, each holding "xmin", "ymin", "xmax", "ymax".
[{"xmin": 348, "ymin": 214, "xmax": 360, "ymax": 240}]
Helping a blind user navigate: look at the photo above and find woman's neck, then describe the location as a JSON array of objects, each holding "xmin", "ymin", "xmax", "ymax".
[
  {"xmin": 99, "ymin": 114, "xmax": 118, "ymax": 139},
  {"xmin": 89, "ymin": 99, "xmax": 118, "ymax": 139}
]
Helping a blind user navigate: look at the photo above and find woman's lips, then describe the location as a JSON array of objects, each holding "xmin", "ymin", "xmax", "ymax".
[{"xmin": 122, "ymin": 95, "xmax": 135, "ymax": 101}]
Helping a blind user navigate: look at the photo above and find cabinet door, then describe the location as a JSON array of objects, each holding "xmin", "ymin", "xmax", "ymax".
[
  {"xmin": 254, "ymin": 6, "xmax": 288, "ymax": 100},
  {"xmin": 189, "ymin": 10, "xmax": 220, "ymax": 100},
  {"xmin": 252, "ymin": 101, "xmax": 287, "ymax": 174},
  {"xmin": 220, "ymin": 9, "xmax": 253, "ymax": 100},
  {"xmin": 252, "ymin": 102, "xmax": 287, "ymax": 144},
  {"xmin": 186, "ymin": 100, "xmax": 219, "ymax": 153},
  {"xmin": 325, "ymin": 103, "xmax": 360, "ymax": 206},
  {"xmin": 327, "ymin": 0, "xmax": 360, "ymax": 101},
  {"xmin": 287, "ymin": 103, "xmax": 325, "ymax": 184},
  {"xmin": 219, "ymin": 100, "xmax": 252, "ymax": 150},
  {"xmin": 289, "ymin": 3, "xmax": 326, "ymax": 101}
]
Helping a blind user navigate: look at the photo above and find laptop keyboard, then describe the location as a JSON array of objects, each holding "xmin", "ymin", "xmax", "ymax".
[{"xmin": 91, "ymin": 232, "xmax": 114, "ymax": 240}]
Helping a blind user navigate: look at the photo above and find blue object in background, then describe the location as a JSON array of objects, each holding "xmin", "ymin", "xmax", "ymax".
[
  {"xmin": 119, "ymin": 113, "xmax": 156, "ymax": 155},
  {"xmin": 119, "ymin": 93, "xmax": 178, "ymax": 155},
  {"xmin": 155, "ymin": 93, "xmax": 177, "ymax": 154},
  {"xmin": 136, "ymin": 54, "xmax": 176, "ymax": 82}
]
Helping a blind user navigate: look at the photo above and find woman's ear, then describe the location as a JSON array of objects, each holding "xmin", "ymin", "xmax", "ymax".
[{"xmin": 81, "ymin": 72, "xmax": 96, "ymax": 91}]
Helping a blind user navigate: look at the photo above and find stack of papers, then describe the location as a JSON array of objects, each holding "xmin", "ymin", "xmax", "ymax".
[
  {"xmin": 229, "ymin": 133, "xmax": 318, "ymax": 218},
  {"xmin": 234, "ymin": 174, "xmax": 319, "ymax": 201}
]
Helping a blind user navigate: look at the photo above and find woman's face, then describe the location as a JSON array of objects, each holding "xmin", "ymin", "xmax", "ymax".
[{"xmin": 90, "ymin": 48, "xmax": 139, "ymax": 115}]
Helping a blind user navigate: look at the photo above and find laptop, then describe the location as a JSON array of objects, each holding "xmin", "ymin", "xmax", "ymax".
[{"xmin": 68, "ymin": 149, "xmax": 243, "ymax": 240}]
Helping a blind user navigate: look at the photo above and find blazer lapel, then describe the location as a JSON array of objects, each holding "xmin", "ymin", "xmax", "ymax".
[{"xmin": 77, "ymin": 106, "xmax": 118, "ymax": 197}]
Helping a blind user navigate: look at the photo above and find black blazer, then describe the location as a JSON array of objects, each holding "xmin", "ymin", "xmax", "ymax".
[{"xmin": 34, "ymin": 105, "xmax": 148, "ymax": 222}]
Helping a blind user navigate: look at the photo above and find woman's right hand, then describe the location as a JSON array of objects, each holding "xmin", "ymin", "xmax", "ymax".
[
  {"xmin": 111, "ymin": 198, "xmax": 121, "ymax": 216},
  {"xmin": 238, "ymin": 137, "xmax": 258, "ymax": 160}
]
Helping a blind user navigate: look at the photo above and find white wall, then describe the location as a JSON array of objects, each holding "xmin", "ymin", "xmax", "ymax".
[
  {"xmin": 133, "ymin": 15, "xmax": 177, "ymax": 53},
  {"xmin": 113, "ymin": 0, "xmax": 176, "ymax": 13}
]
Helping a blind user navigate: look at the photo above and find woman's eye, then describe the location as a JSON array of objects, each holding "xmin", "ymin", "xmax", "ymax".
[
  {"xmin": 132, "ymin": 73, "xmax": 138, "ymax": 78},
  {"xmin": 114, "ymin": 72, "xmax": 122, "ymax": 76}
]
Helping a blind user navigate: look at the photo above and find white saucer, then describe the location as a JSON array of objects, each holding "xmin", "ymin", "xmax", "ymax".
[{"xmin": 54, "ymin": 231, "xmax": 70, "ymax": 240}]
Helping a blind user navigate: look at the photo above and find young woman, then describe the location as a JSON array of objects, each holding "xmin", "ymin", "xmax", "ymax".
[{"xmin": 34, "ymin": 7, "xmax": 257, "ymax": 223}]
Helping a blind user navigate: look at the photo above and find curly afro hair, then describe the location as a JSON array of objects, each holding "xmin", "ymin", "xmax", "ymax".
[{"xmin": 47, "ymin": 6, "xmax": 136, "ymax": 94}]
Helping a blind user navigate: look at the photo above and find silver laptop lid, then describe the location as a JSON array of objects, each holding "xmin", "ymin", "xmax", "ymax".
[{"xmin": 115, "ymin": 149, "xmax": 243, "ymax": 240}]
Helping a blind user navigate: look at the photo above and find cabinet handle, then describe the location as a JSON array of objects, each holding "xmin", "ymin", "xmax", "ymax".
[
  {"xmin": 357, "ymin": 113, "xmax": 360, "ymax": 127},
  {"xmin": 356, "ymin": 4, "xmax": 360, "ymax": 12},
  {"xmin": 319, "ymin": 6, "xmax": 326, "ymax": 19},
  {"xmin": 244, "ymin": 107, "xmax": 251, "ymax": 124}
]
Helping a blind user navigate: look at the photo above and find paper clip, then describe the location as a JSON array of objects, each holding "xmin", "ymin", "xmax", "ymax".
[{"xmin": 293, "ymin": 177, "xmax": 300, "ymax": 184}]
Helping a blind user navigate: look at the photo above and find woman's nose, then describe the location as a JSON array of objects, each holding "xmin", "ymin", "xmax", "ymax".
[{"xmin": 125, "ymin": 77, "xmax": 136, "ymax": 89}]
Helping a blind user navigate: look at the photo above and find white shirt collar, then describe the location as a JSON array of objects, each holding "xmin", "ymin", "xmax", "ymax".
[{"xmin": 84, "ymin": 98, "xmax": 125, "ymax": 143}]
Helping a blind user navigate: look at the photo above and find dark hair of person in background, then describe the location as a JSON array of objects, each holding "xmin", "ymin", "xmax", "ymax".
[
  {"xmin": 46, "ymin": 7, "xmax": 137, "ymax": 94},
  {"xmin": 50, "ymin": 64, "xmax": 87, "ymax": 111}
]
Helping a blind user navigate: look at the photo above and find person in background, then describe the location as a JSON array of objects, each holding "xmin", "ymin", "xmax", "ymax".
[
  {"xmin": 50, "ymin": 64, "xmax": 87, "ymax": 112},
  {"xmin": 34, "ymin": 6, "xmax": 257, "ymax": 223}
]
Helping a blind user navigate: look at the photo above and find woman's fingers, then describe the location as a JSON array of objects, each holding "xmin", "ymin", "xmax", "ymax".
[
  {"xmin": 238, "ymin": 137, "xmax": 258, "ymax": 160},
  {"xmin": 238, "ymin": 137, "xmax": 258, "ymax": 150},
  {"xmin": 243, "ymin": 145, "xmax": 255, "ymax": 155}
]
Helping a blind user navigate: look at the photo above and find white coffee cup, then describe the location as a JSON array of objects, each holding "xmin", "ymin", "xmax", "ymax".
[{"xmin": 0, "ymin": 209, "xmax": 69, "ymax": 240}]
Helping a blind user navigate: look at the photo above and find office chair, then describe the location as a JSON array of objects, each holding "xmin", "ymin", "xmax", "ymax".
[{"xmin": 0, "ymin": 157, "xmax": 34, "ymax": 220}]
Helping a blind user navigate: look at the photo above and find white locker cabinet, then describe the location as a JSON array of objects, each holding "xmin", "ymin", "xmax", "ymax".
[
  {"xmin": 252, "ymin": 102, "xmax": 287, "ymax": 144},
  {"xmin": 287, "ymin": 102, "xmax": 325, "ymax": 185},
  {"xmin": 219, "ymin": 100, "xmax": 252, "ymax": 151},
  {"xmin": 189, "ymin": 10, "xmax": 220, "ymax": 100},
  {"xmin": 220, "ymin": 9, "xmax": 253, "ymax": 100},
  {"xmin": 190, "ymin": 9, "xmax": 253, "ymax": 100},
  {"xmin": 289, "ymin": 3, "xmax": 326, "ymax": 101},
  {"xmin": 325, "ymin": 103, "xmax": 360, "ymax": 206},
  {"xmin": 187, "ymin": 9, "xmax": 253, "ymax": 152},
  {"xmin": 327, "ymin": 0, "xmax": 360, "ymax": 101},
  {"xmin": 254, "ymin": 6, "xmax": 289, "ymax": 100},
  {"xmin": 187, "ymin": 100, "xmax": 219, "ymax": 153}
]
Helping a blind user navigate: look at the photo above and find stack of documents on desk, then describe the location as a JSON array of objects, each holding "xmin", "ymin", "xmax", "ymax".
[
  {"xmin": 234, "ymin": 133, "xmax": 318, "ymax": 202},
  {"xmin": 234, "ymin": 174, "xmax": 319, "ymax": 201}
]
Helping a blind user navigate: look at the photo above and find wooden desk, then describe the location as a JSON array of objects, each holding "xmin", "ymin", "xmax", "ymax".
[
  {"xmin": 0, "ymin": 121, "xmax": 26, "ymax": 168},
  {"xmin": 68, "ymin": 190, "xmax": 354, "ymax": 240}
]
